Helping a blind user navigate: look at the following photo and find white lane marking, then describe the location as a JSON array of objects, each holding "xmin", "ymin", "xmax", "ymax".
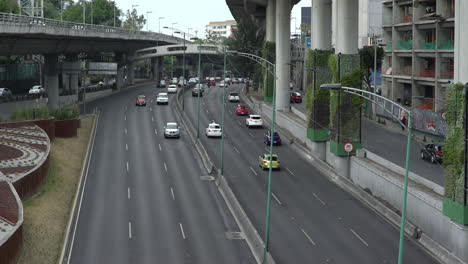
[
  {"xmin": 170, "ymin": 187, "xmax": 175, "ymax": 200},
  {"xmin": 313, "ymin": 193, "xmax": 326, "ymax": 205},
  {"xmin": 124, "ymin": 115, "xmax": 126, "ymax": 121},
  {"xmin": 272, "ymin": 192, "xmax": 282, "ymax": 205},
  {"xmin": 237, "ymin": 120, "xmax": 242, "ymax": 126},
  {"xmin": 249, "ymin": 132, "xmax": 254, "ymax": 138},
  {"xmin": 129, "ymin": 222, "xmax": 132, "ymax": 239},
  {"xmin": 350, "ymin": 229, "xmax": 369, "ymax": 247},
  {"xmin": 126, "ymin": 162, "xmax": 129, "ymax": 173},
  {"xmin": 125, "ymin": 144, "xmax": 128, "ymax": 151},
  {"xmin": 286, "ymin": 167, "xmax": 295, "ymax": 176},
  {"xmin": 128, "ymin": 188, "xmax": 131, "ymax": 200},
  {"xmin": 125, "ymin": 106, "xmax": 127, "ymax": 111},
  {"xmin": 233, "ymin": 146, "xmax": 240, "ymax": 154},
  {"xmin": 264, "ymin": 147, "xmax": 269, "ymax": 152},
  {"xmin": 249, "ymin": 166, "xmax": 258, "ymax": 176},
  {"xmin": 152, "ymin": 116, "xmax": 154, "ymax": 122},
  {"xmin": 179, "ymin": 223, "xmax": 186, "ymax": 239},
  {"xmin": 150, "ymin": 107, "xmax": 153, "ymax": 112},
  {"xmin": 164, "ymin": 162, "xmax": 168, "ymax": 172},
  {"xmin": 154, "ymin": 129, "xmax": 158, "ymax": 135},
  {"xmin": 301, "ymin": 229, "xmax": 316, "ymax": 246},
  {"xmin": 159, "ymin": 144, "xmax": 162, "ymax": 151},
  {"xmin": 125, "ymin": 128, "xmax": 127, "ymax": 135}
]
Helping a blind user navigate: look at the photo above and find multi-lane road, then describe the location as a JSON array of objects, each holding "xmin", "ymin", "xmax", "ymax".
[
  {"xmin": 182, "ymin": 83, "xmax": 437, "ymax": 263},
  {"xmin": 68, "ymin": 83, "xmax": 254, "ymax": 264},
  {"xmin": 67, "ymin": 82, "xmax": 438, "ymax": 263}
]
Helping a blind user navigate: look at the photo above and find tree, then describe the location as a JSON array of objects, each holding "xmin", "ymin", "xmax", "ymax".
[
  {"xmin": 62, "ymin": 0, "xmax": 122, "ymax": 26},
  {"xmin": 0, "ymin": 0, "xmax": 18, "ymax": 13},
  {"xmin": 359, "ymin": 46, "xmax": 384, "ymax": 91},
  {"xmin": 122, "ymin": 8, "xmax": 146, "ymax": 30}
]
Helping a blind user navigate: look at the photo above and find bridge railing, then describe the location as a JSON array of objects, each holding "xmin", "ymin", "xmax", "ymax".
[{"xmin": 0, "ymin": 12, "xmax": 182, "ymax": 43}]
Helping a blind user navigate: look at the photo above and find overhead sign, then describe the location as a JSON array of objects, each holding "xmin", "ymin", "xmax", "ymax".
[
  {"xmin": 306, "ymin": 37, "xmax": 311, "ymax": 48},
  {"xmin": 344, "ymin": 142, "xmax": 354, "ymax": 153}
]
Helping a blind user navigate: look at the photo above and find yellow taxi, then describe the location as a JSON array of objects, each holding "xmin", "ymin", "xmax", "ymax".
[{"xmin": 258, "ymin": 154, "xmax": 280, "ymax": 170}]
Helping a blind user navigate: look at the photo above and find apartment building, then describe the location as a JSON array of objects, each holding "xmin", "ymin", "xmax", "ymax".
[
  {"xmin": 381, "ymin": 0, "xmax": 455, "ymax": 112},
  {"xmin": 205, "ymin": 20, "xmax": 238, "ymax": 39}
]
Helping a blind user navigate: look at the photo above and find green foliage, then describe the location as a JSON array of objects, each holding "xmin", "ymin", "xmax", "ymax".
[
  {"xmin": 10, "ymin": 105, "xmax": 50, "ymax": 121},
  {"xmin": 262, "ymin": 42, "xmax": 275, "ymax": 99},
  {"xmin": 122, "ymin": 8, "xmax": 145, "ymax": 30},
  {"xmin": 44, "ymin": 1, "xmax": 60, "ymax": 19},
  {"xmin": 62, "ymin": 0, "xmax": 122, "ymax": 25},
  {"xmin": 444, "ymin": 83, "xmax": 466, "ymax": 203},
  {"xmin": 50, "ymin": 105, "xmax": 79, "ymax": 120},
  {"xmin": 0, "ymin": 0, "xmax": 18, "ymax": 13},
  {"xmin": 328, "ymin": 55, "xmax": 338, "ymax": 82}
]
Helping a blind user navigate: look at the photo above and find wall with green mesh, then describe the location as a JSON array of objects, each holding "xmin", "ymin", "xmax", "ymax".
[
  {"xmin": 0, "ymin": 64, "xmax": 37, "ymax": 80},
  {"xmin": 306, "ymin": 49, "xmax": 334, "ymax": 141},
  {"xmin": 262, "ymin": 42, "xmax": 275, "ymax": 102},
  {"xmin": 329, "ymin": 54, "xmax": 363, "ymax": 156},
  {"xmin": 443, "ymin": 83, "xmax": 468, "ymax": 225}
]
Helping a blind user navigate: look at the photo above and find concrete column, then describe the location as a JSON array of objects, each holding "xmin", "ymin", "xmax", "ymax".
[
  {"xmin": 62, "ymin": 73, "xmax": 70, "ymax": 91},
  {"xmin": 335, "ymin": 0, "xmax": 359, "ymax": 54},
  {"xmin": 128, "ymin": 61, "xmax": 135, "ymax": 85},
  {"xmin": 44, "ymin": 54, "xmax": 59, "ymax": 110},
  {"xmin": 266, "ymin": 0, "xmax": 276, "ymax": 42},
  {"xmin": 455, "ymin": 0, "xmax": 468, "ymax": 83},
  {"xmin": 311, "ymin": 0, "xmax": 332, "ymax": 50},
  {"xmin": 335, "ymin": 156, "xmax": 350, "ymax": 179},
  {"xmin": 70, "ymin": 73, "xmax": 79, "ymax": 102},
  {"xmin": 275, "ymin": 0, "xmax": 291, "ymax": 112},
  {"xmin": 116, "ymin": 53, "xmax": 126, "ymax": 90},
  {"xmin": 151, "ymin": 57, "xmax": 160, "ymax": 81}
]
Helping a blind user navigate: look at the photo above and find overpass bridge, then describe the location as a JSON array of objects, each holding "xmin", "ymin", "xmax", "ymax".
[{"xmin": 0, "ymin": 12, "xmax": 184, "ymax": 109}]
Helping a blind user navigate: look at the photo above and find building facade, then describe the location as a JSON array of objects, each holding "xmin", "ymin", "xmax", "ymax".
[
  {"xmin": 205, "ymin": 20, "xmax": 238, "ymax": 39},
  {"xmin": 381, "ymin": 0, "xmax": 455, "ymax": 112}
]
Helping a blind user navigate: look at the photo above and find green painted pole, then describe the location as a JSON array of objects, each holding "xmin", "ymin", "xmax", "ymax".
[
  {"xmin": 182, "ymin": 33, "xmax": 186, "ymax": 111},
  {"xmin": 220, "ymin": 51, "xmax": 227, "ymax": 175},
  {"xmin": 196, "ymin": 42, "xmax": 201, "ymax": 138},
  {"xmin": 263, "ymin": 64, "xmax": 276, "ymax": 263},
  {"xmin": 397, "ymin": 110, "xmax": 412, "ymax": 264}
]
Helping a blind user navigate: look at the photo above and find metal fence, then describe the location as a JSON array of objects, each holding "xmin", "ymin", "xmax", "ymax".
[{"xmin": 0, "ymin": 12, "xmax": 182, "ymax": 43}]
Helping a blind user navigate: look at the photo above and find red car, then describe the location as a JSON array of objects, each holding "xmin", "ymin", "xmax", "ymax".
[
  {"xmin": 290, "ymin": 92, "xmax": 302, "ymax": 103},
  {"xmin": 208, "ymin": 80, "xmax": 216, "ymax": 87},
  {"xmin": 235, "ymin": 104, "xmax": 249, "ymax": 115},
  {"xmin": 136, "ymin": 95, "xmax": 147, "ymax": 106}
]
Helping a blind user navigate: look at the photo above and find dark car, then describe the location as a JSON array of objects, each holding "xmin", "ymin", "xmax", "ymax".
[
  {"xmin": 135, "ymin": 95, "xmax": 147, "ymax": 106},
  {"xmin": 420, "ymin": 144, "xmax": 443, "ymax": 163},
  {"xmin": 264, "ymin": 131, "xmax": 282, "ymax": 146},
  {"xmin": 290, "ymin": 92, "xmax": 302, "ymax": 103},
  {"xmin": 192, "ymin": 87, "xmax": 203, "ymax": 97}
]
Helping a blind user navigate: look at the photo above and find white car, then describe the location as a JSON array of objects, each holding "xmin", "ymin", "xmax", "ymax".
[
  {"xmin": 167, "ymin": 84, "xmax": 177, "ymax": 93},
  {"xmin": 156, "ymin": 92, "xmax": 169, "ymax": 104},
  {"xmin": 188, "ymin": 78, "xmax": 197, "ymax": 84},
  {"xmin": 164, "ymin": 122, "xmax": 180, "ymax": 138},
  {"xmin": 246, "ymin": 115, "xmax": 263, "ymax": 128},
  {"xmin": 0, "ymin": 88, "xmax": 12, "ymax": 98},
  {"xmin": 28, "ymin": 85, "xmax": 45, "ymax": 94},
  {"xmin": 228, "ymin": 92, "xmax": 240, "ymax": 102},
  {"xmin": 205, "ymin": 122, "xmax": 222, "ymax": 137},
  {"xmin": 219, "ymin": 81, "xmax": 226, "ymax": 87},
  {"xmin": 158, "ymin": 80, "xmax": 166, "ymax": 88},
  {"xmin": 171, "ymin": 78, "xmax": 178, "ymax": 84}
]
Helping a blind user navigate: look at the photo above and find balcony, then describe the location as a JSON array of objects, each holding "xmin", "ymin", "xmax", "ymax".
[
  {"xmin": 439, "ymin": 40, "xmax": 454, "ymax": 50},
  {"xmin": 440, "ymin": 71, "xmax": 454, "ymax": 79},
  {"xmin": 419, "ymin": 69, "xmax": 435, "ymax": 78},
  {"xmin": 393, "ymin": 67, "xmax": 412, "ymax": 76},
  {"xmin": 402, "ymin": 15, "xmax": 413, "ymax": 23},
  {"xmin": 397, "ymin": 41, "xmax": 413, "ymax": 50},
  {"xmin": 420, "ymin": 41, "xmax": 436, "ymax": 50},
  {"xmin": 386, "ymin": 41, "xmax": 393, "ymax": 51}
]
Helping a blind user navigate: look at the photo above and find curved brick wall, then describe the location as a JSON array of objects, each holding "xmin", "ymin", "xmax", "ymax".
[{"xmin": 0, "ymin": 181, "xmax": 23, "ymax": 264}]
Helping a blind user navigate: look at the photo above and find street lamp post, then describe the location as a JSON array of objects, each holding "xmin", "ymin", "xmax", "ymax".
[
  {"xmin": 60, "ymin": 0, "xmax": 63, "ymax": 21},
  {"xmin": 195, "ymin": 38, "xmax": 202, "ymax": 138},
  {"xmin": 175, "ymin": 31, "xmax": 187, "ymax": 111},
  {"xmin": 113, "ymin": 1, "xmax": 116, "ymax": 27},
  {"xmin": 320, "ymin": 83, "xmax": 412, "ymax": 264},
  {"xmin": 82, "ymin": 0, "xmax": 85, "ymax": 24},
  {"xmin": 146, "ymin": 11, "xmax": 152, "ymax": 31},
  {"xmin": 220, "ymin": 50, "xmax": 227, "ymax": 174},
  {"xmin": 158, "ymin": 17, "xmax": 164, "ymax": 33}
]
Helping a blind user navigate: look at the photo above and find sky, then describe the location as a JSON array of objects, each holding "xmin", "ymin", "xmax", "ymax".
[{"xmin": 114, "ymin": 0, "xmax": 312, "ymax": 38}]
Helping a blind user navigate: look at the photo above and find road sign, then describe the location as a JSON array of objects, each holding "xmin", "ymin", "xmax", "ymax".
[
  {"xmin": 306, "ymin": 37, "xmax": 311, "ymax": 48},
  {"xmin": 344, "ymin": 142, "xmax": 354, "ymax": 153}
]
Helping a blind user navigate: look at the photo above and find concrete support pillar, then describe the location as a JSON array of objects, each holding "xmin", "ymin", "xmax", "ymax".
[
  {"xmin": 310, "ymin": 141, "xmax": 326, "ymax": 160},
  {"xmin": 266, "ymin": 0, "xmax": 276, "ymax": 42},
  {"xmin": 312, "ymin": 0, "xmax": 332, "ymax": 50},
  {"xmin": 70, "ymin": 73, "xmax": 79, "ymax": 102},
  {"xmin": 116, "ymin": 53, "xmax": 126, "ymax": 90},
  {"xmin": 128, "ymin": 61, "xmax": 135, "ymax": 85},
  {"xmin": 151, "ymin": 57, "xmax": 160, "ymax": 81},
  {"xmin": 455, "ymin": 0, "xmax": 468, "ymax": 83},
  {"xmin": 44, "ymin": 54, "xmax": 59, "ymax": 110},
  {"xmin": 335, "ymin": 0, "xmax": 359, "ymax": 54},
  {"xmin": 62, "ymin": 74, "xmax": 70, "ymax": 91},
  {"xmin": 275, "ymin": 0, "xmax": 291, "ymax": 112}
]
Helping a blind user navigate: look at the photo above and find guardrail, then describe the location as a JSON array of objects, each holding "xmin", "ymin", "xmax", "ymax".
[{"xmin": 0, "ymin": 12, "xmax": 182, "ymax": 43}]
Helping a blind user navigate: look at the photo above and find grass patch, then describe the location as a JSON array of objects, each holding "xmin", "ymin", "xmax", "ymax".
[{"xmin": 17, "ymin": 116, "xmax": 95, "ymax": 264}]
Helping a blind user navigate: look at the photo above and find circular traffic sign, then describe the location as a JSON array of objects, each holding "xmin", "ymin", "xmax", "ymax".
[{"xmin": 344, "ymin": 142, "xmax": 354, "ymax": 153}]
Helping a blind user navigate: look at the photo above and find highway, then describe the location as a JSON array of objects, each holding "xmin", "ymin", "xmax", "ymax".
[
  {"xmin": 69, "ymin": 83, "xmax": 254, "ymax": 264},
  {"xmin": 292, "ymin": 97, "xmax": 444, "ymax": 186},
  {"xmin": 182, "ymin": 83, "xmax": 438, "ymax": 263}
]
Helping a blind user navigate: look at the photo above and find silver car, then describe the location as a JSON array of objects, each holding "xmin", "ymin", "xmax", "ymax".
[
  {"xmin": 0, "ymin": 88, "xmax": 12, "ymax": 98},
  {"xmin": 164, "ymin": 122, "xmax": 180, "ymax": 138}
]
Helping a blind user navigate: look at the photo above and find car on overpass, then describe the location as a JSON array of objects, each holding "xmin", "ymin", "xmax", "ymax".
[
  {"xmin": 258, "ymin": 154, "xmax": 280, "ymax": 170},
  {"xmin": 135, "ymin": 95, "xmax": 147, "ymax": 106},
  {"xmin": 164, "ymin": 122, "xmax": 180, "ymax": 138},
  {"xmin": 0, "ymin": 88, "xmax": 12, "ymax": 98},
  {"xmin": 188, "ymin": 78, "xmax": 197, "ymax": 84}
]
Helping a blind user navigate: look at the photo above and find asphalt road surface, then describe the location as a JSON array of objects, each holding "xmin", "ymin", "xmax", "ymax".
[
  {"xmin": 292, "ymin": 98, "xmax": 444, "ymax": 186},
  {"xmin": 69, "ymin": 83, "xmax": 254, "ymax": 264},
  {"xmin": 182, "ymin": 83, "xmax": 438, "ymax": 264}
]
